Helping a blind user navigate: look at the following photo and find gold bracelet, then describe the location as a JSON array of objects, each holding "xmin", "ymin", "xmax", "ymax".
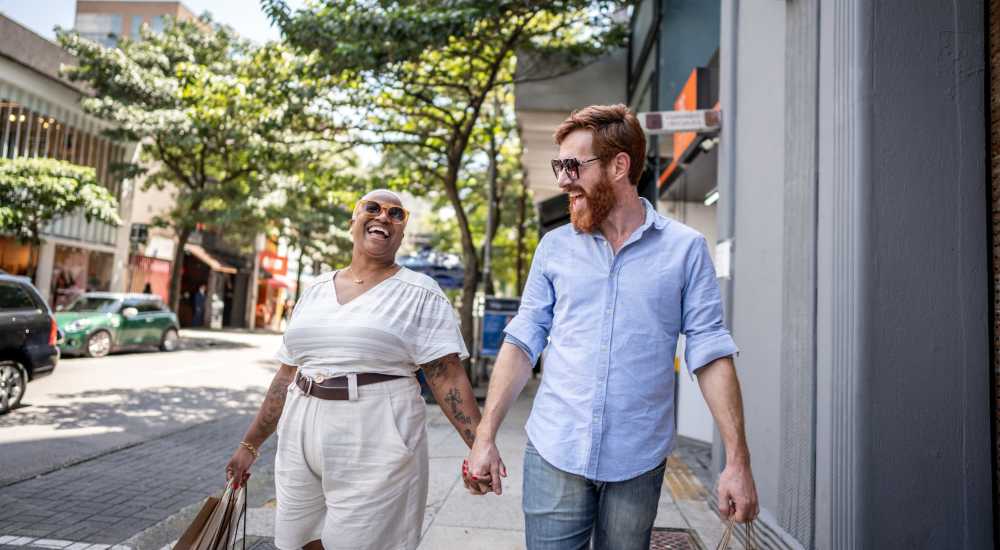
[{"xmin": 240, "ymin": 441, "xmax": 260, "ymax": 459}]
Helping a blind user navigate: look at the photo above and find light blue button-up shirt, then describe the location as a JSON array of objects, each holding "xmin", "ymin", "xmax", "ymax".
[{"xmin": 504, "ymin": 198, "xmax": 738, "ymax": 482}]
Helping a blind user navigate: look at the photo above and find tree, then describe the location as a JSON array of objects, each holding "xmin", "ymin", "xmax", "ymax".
[
  {"xmin": 0, "ymin": 158, "xmax": 121, "ymax": 276},
  {"xmin": 266, "ymin": 0, "xmax": 627, "ymax": 353},
  {"xmin": 57, "ymin": 16, "xmax": 335, "ymax": 312},
  {"xmin": 268, "ymin": 159, "xmax": 361, "ymax": 300}
]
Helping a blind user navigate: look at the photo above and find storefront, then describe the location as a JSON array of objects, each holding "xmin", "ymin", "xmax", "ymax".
[
  {"xmin": 178, "ymin": 243, "xmax": 237, "ymax": 328},
  {"xmin": 0, "ymin": 237, "xmax": 34, "ymax": 277},
  {"xmin": 126, "ymin": 254, "xmax": 170, "ymax": 301},
  {"xmin": 256, "ymin": 251, "xmax": 293, "ymax": 331},
  {"xmin": 49, "ymin": 244, "xmax": 114, "ymax": 310}
]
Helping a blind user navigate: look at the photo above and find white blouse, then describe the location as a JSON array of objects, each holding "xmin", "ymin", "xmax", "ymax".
[{"xmin": 275, "ymin": 267, "xmax": 469, "ymax": 379}]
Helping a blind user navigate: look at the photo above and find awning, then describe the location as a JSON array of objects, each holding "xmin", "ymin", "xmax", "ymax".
[
  {"xmin": 184, "ymin": 244, "xmax": 238, "ymax": 274},
  {"xmin": 264, "ymin": 273, "xmax": 295, "ymax": 290}
]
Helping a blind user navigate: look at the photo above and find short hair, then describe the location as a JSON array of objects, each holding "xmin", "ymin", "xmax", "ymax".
[{"xmin": 554, "ymin": 104, "xmax": 646, "ymax": 187}]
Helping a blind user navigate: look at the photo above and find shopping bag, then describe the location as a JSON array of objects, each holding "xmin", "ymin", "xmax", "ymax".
[
  {"xmin": 173, "ymin": 480, "xmax": 247, "ymax": 550},
  {"xmin": 716, "ymin": 518, "xmax": 759, "ymax": 550},
  {"xmin": 172, "ymin": 496, "xmax": 220, "ymax": 550}
]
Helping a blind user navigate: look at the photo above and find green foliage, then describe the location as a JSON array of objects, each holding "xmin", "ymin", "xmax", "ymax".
[
  {"xmin": 0, "ymin": 158, "xmax": 121, "ymax": 244},
  {"xmin": 268, "ymin": 0, "xmax": 627, "ymax": 341},
  {"xmin": 268, "ymin": 155, "xmax": 365, "ymax": 271},
  {"xmin": 56, "ymin": 14, "xmax": 346, "ymax": 308},
  {"xmin": 56, "ymin": 15, "xmax": 335, "ymax": 243}
]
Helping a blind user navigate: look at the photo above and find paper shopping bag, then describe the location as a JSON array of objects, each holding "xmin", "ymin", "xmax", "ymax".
[{"xmin": 716, "ymin": 518, "xmax": 760, "ymax": 550}]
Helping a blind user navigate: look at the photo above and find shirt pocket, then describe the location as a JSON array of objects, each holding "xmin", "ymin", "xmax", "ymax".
[{"xmin": 615, "ymin": 258, "xmax": 683, "ymax": 335}]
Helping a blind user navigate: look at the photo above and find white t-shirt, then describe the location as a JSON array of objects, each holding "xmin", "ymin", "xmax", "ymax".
[{"xmin": 275, "ymin": 267, "xmax": 469, "ymax": 378}]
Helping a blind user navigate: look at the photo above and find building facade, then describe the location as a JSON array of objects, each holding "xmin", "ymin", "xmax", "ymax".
[
  {"xmin": 0, "ymin": 14, "xmax": 136, "ymax": 309},
  {"xmin": 515, "ymin": 0, "xmax": 995, "ymax": 547},
  {"xmin": 75, "ymin": 0, "xmax": 200, "ymax": 47}
]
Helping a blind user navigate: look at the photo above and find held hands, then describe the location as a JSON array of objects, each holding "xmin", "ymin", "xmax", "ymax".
[
  {"xmin": 463, "ymin": 438, "xmax": 507, "ymax": 495},
  {"xmin": 716, "ymin": 459, "xmax": 759, "ymax": 523},
  {"xmin": 225, "ymin": 445, "xmax": 255, "ymax": 490}
]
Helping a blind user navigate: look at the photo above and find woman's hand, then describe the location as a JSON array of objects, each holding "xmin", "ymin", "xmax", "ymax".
[{"xmin": 225, "ymin": 446, "xmax": 255, "ymax": 489}]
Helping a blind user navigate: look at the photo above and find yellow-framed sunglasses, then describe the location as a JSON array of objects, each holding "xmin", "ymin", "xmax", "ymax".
[{"xmin": 355, "ymin": 199, "xmax": 410, "ymax": 224}]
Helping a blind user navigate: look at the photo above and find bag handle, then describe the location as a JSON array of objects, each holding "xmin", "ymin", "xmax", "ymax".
[
  {"xmin": 225, "ymin": 480, "xmax": 248, "ymax": 550},
  {"xmin": 715, "ymin": 518, "xmax": 759, "ymax": 550}
]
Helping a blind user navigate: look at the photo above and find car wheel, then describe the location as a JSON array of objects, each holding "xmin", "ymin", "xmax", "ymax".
[
  {"xmin": 0, "ymin": 362, "xmax": 26, "ymax": 414},
  {"xmin": 86, "ymin": 330, "xmax": 112, "ymax": 358},
  {"xmin": 160, "ymin": 328, "xmax": 179, "ymax": 352}
]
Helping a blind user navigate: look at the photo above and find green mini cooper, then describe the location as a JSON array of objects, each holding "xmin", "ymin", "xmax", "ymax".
[{"xmin": 56, "ymin": 293, "xmax": 180, "ymax": 358}]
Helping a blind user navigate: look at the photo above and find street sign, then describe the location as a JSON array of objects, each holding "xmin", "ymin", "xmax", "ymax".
[
  {"xmin": 479, "ymin": 297, "xmax": 520, "ymax": 359},
  {"xmin": 638, "ymin": 109, "xmax": 722, "ymax": 135}
]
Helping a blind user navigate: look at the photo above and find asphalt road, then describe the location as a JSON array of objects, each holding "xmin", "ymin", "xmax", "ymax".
[{"xmin": 0, "ymin": 329, "xmax": 282, "ymax": 487}]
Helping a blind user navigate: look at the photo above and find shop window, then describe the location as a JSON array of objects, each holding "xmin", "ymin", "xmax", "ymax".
[{"xmin": 0, "ymin": 237, "xmax": 35, "ymax": 277}]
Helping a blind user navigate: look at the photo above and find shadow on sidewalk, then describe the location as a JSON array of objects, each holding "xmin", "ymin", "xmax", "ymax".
[{"xmin": 0, "ymin": 385, "xmax": 265, "ymax": 431}]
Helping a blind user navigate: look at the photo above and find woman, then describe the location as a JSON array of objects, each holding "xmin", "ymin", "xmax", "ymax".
[{"xmin": 226, "ymin": 190, "xmax": 484, "ymax": 550}]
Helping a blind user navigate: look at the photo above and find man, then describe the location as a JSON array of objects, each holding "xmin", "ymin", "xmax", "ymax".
[{"xmin": 465, "ymin": 104, "xmax": 758, "ymax": 549}]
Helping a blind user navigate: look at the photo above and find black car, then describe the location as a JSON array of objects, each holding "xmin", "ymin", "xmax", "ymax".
[{"xmin": 0, "ymin": 274, "xmax": 59, "ymax": 414}]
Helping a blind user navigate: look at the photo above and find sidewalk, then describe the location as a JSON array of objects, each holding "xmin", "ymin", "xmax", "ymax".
[{"xmin": 0, "ymin": 378, "xmax": 737, "ymax": 550}]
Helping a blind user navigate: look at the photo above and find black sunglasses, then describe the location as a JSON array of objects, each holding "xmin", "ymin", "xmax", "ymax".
[{"xmin": 551, "ymin": 156, "xmax": 600, "ymax": 181}]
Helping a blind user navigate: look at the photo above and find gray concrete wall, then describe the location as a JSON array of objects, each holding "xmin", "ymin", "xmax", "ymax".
[
  {"xmin": 729, "ymin": 0, "xmax": 786, "ymax": 519},
  {"xmin": 815, "ymin": 0, "xmax": 992, "ymax": 547}
]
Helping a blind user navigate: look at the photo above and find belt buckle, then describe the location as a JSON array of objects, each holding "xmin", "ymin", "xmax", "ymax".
[{"xmin": 314, "ymin": 374, "xmax": 327, "ymax": 384}]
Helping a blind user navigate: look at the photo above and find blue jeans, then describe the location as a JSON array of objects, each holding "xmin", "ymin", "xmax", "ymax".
[{"xmin": 522, "ymin": 440, "xmax": 666, "ymax": 550}]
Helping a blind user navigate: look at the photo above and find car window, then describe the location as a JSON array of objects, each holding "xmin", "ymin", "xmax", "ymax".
[
  {"xmin": 67, "ymin": 297, "xmax": 120, "ymax": 312},
  {"xmin": 136, "ymin": 301, "xmax": 161, "ymax": 313},
  {"xmin": 0, "ymin": 282, "xmax": 37, "ymax": 310}
]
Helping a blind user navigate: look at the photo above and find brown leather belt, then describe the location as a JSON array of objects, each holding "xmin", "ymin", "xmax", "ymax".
[{"xmin": 294, "ymin": 371, "xmax": 408, "ymax": 400}]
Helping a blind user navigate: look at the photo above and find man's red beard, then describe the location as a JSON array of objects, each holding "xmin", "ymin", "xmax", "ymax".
[{"xmin": 569, "ymin": 174, "xmax": 616, "ymax": 233}]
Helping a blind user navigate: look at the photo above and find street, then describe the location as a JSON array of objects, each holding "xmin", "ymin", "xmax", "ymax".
[{"xmin": 0, "ymin": 330, "xmax": 281, "ymax": 486}]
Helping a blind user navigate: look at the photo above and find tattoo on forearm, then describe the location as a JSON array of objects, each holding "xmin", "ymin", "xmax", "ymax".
[
  {"xmin": 421, "ymin": 355, "xmax": 450, "ymax": 382},
  {"xmin": 445, "ymin": 388, "xmax": 472, "ymax": 424},
  {"xmin": 255, "ymin": 373, "xmax": 291, "ymax": 439},
  {"xmin": 463, "ymin": 428, "xmax": 475, "ymax": 445}
]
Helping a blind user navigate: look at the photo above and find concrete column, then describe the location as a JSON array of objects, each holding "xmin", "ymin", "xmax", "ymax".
[
  {"xmin": 34, "ymin": 239, "xmax": 55, "ymax": 305},
  {"xmin": 779, "ymin": 0, "xmax": 819, "ymax": 545}
]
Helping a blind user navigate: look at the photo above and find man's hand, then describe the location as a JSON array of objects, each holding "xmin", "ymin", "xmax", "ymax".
[
  {"xmin": 465, "ymin": 437, "xmax": 507, "ymax": 495},
  {"xmin": 716, "ymin": 459, "xmax": 758, "ymax": 522}
]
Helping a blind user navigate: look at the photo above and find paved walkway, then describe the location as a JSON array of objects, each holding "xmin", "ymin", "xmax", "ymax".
[{"xmin": 0, "ymin": 378, "xmax": 738, "ymax": 550}]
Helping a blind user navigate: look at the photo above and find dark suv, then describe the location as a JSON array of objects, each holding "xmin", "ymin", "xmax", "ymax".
[{"xmin": 0, "ymin": 274, "xmax": 59, "ymax": 414}]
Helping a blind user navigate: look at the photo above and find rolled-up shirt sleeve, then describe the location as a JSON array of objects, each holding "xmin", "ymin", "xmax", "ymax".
[
  {"xmin": 682, "ymin": 236, "xmax": 739, "ymax": 374},
  {"xmin": 503, "ymin": 236, "xmax": 554, "ymax": 364}
]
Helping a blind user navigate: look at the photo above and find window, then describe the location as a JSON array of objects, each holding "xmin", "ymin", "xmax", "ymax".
[
  {"xmin": 150, "ymin": 16, "xmax": 165, "ymax": 34},
  {"xmin": 75, "ymin": 13, "xmax": 122, "ymax": 47},
  {"xmin": 0, "ymin": 282, "xmax": 37, "ymax": 310},
  {"xmin": 136, "ymin": 301, "xmax": 162, "ymax": 313},
  {"xmin": 66, "ymin": 296, "xmax": 119, "ymax": 313},
  {"xmin": 131, "ymin": 16, "xmax": 144, "ymax": 39}
]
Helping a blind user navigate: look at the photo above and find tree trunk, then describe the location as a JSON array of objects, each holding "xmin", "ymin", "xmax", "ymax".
[
  {"xmin": 168, "ymin": 228, "xmax": 191, "ymax": 313},
  {"xmin": 515, "ymin": 174, "xmax": 527, "ymax": 295},
  {"xmin": 294, "ymin": 243, "xmax": 306, "ymax": 303},
  {"xmin": 442, "ymin": 156, "xmax": 480, "ymax": 364}
]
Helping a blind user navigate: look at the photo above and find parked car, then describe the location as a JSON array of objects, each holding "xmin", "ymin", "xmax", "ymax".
[
  {"xmin": 56, "ymin": 293, "xmax": 180, "ymax": 358},
  {"xmin": 0, "ymin": 274, "xmax": 59, "ymax": 414}
]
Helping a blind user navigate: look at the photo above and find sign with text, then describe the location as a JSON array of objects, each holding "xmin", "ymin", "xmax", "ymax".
[
  {"xmin": 479, "ymin": 297, "xmax": 521, "ymax": 359},
  {"xmin": 638, "ymin": 109, "xmax": 722, "ymax": 135},
  {"xmin": 259, "ymin": 251, "xmax": 288, "ymax": 276}
]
